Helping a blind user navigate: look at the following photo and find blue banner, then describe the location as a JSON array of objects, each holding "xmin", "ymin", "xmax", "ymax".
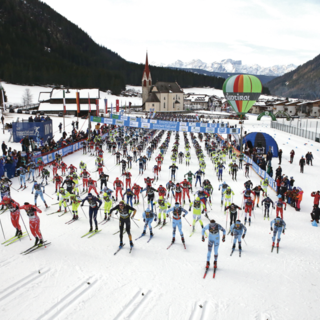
[
  {"xmin": 12, "ymin": 120, "xmax": 53, "ymax": 143},
  {"xmin": 91, "ymin": 116, "xmax": 240, "ymax": 134},
  {"xmin": 244, "ymin": 155, "xmax": 277, "ymax": 192}
]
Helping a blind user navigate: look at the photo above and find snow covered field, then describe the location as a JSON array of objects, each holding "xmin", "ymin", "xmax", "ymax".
[
  {"xmin": 0, "ymin": 82, "xmax": 142, "ymax": 107},
  {"xmin": 0, "ymin": 112, "xmax": 319, "ymax": 320}
]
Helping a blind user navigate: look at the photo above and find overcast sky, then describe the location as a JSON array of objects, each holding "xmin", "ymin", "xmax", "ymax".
[{"xmin": 41, "ymin": 0, "xmax": 320, "ymax": 67}]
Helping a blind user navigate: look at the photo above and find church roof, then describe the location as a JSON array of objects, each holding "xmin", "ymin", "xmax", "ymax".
[
  {"xmin": 152, "ymin": 82, "xmax": 183, "ymax": 93},
  {"xmin": 145, "ymin": 92, "xmax": 160, "ymax": 103}
]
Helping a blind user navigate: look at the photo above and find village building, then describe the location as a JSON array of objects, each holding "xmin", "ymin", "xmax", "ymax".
[
  {"xmin": 38, "ymin": 88, "xmax": 100, "ymax": 116},
  {"xmin": 142, "ymin": 54, "xmax": 184, "ymax": 112}
]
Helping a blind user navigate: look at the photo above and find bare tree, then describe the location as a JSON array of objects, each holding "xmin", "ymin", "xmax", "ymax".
[{"xmin": 22, "ymin": 88, "xmax": 33, "ymax": 107}]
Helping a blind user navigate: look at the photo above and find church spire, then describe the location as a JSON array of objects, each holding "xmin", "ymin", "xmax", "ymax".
[{"xmin": 142, "ymin": 52, "xmax": 151, "ymax": 81}]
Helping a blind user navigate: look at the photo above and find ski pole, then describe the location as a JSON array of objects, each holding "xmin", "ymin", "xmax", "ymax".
[
  {"xmin": 43, "ymin": 193, "xmax": 54, "ymax": 200},
  {"xmin": 184, "ymin": 216, "xmax": 191, "ymax": 226},
  {"xmin": 20, "ymin": 214, "xmax": 32, "ymax": 240},
  {"xmin": 0, "ymin": 218, "xmax": 5, "ymax": 240},
  {"xmin": 66, "ymin": 204, "xmax": 73, "ymax": 216},
  {"xmin": 131, "ymin": 217, "xmax": 139, "ymax": 228},
  {"xmin": 80, "ymin": 205, "xmax": 87, "ymax": 218},
  {"xmin": 11, "ymin": 186, "xmax": 20, "ymax": 192},
  {"xmin": 243, "ymin": 238, "xmax": 247, "ymax": 246}
]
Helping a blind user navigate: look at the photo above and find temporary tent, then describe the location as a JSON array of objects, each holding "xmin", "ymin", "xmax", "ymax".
[{"xmin": 243, "ymin": 132, "xmax": 279, "ymax": 157}]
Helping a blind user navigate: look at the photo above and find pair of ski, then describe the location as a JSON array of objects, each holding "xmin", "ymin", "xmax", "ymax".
[
  {"xmin": 113, "ymin": 244, "xmax": 134, "ymax": 255},
  {"xmin": 154, "ymin": 222, "xmax": 166, "ymax": 229},
  {"xmin": 18, "ymin": 185, "xmax": 28, "ymax": 191},
  {"xmin": 81, "ymin": 229, "xmax": 102, "ymax": 238},
  {"xmin": 1, "ymin": 232, "xmax": 28, "ymax": 246},
  {"xmin": 271, "ymin": 245, "xmax": 280, "ymax": 253},
  {"xmin": 167, "ymin": 242, "xmax": 186, "ymax": 250},
  {"xmin": 21, "ymin": 241, "xmax": 51, "ymax": 255},
  {"xmin": 203, "ymin": 266, "xmax": 217, "ymax": 279},
  {"xmin": 65, "ymin": 217, "xmax": 78, "ymax": 225},
  {"xmin": 230, "ymin": 248, "xmax": 241, "ymax": 257},
  {"xmin": 135, "ymin": 234, "xmax": 153, "ymax": 243},
  {"xmin": 99, "ymin": 218, "xmax": 109, "ymax": 225}
]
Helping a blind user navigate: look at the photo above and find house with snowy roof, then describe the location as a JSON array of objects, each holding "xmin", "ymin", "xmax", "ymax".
[
  {"xmin": 38, "ymin": 88, "xmax": 100, "ymax": 115},
  {"xmin": 184, "ymin": 94, "xmax": 210, "ymax": 109}
]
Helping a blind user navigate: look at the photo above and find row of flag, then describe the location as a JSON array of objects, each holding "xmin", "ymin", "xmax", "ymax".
[{"xmin": 63, "ymin": 90, "xmax": 131, "ymax": 115}]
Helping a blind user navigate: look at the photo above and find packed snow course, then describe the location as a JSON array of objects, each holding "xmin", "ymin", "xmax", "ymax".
[{"xmin": 0, "ymin": 113, "xmax": 319, "ymax": 320}]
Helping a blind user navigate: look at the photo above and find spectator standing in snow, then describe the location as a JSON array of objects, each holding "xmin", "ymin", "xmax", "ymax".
[
  {"xmin": 310, "ymin": 205, "xmax": 320, "ymax": 223},
  {"xmin": 278, "ymin": 149, "xmax": 282, "ymax": 165},
  {"xmin": 290, "ymin": 150, "xmax": 295, "ymax": 163},
  {"xmin": 311, "ymin": 191, "xmax": 320, "ymax": 208},
  {"xmin": 299, "ymin": 156, "xmax": 305, "ymax": 173},
  {"xmin": 2, "ymin": 141, "xmax": 7, "ymax": 155}
]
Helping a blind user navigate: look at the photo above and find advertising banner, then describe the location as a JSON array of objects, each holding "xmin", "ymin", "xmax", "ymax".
[
  {"xmin": 12, "ymin": 120, "xmax": 53, "ymax": 143},
  {"xmin": 90, "ymin": 116, "xmax": 240, "ymax": 134}
]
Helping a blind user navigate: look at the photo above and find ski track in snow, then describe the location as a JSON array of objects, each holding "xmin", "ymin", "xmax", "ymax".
[{"xmin": 0, "ymin": 114, "xmax": 320, "ymax": 319}]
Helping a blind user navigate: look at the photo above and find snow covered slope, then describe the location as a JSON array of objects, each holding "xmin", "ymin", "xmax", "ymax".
[{"xmin": 0, "ymin": 113, "xmax": 319, "ymax": 320}]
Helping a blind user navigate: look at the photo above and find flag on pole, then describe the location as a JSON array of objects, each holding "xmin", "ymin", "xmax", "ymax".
[
  {"xmin": 88, "ymin": 93, "xmax": 91, "ymax": 112},
  {"xmin": 96, "ymin": 99, "xmax": 99, "ymax": 116},
  {"xmin": 76, "ymin": 92, "xmax": 80, "ymax": 114},
  {"xmin": 63, "ymin": 90, "xmax": 66, "ymax": 114},
  {"xmin": 104, "ymin": 99, "xmax": 108, "ymax": 114},
  {"xmin": 116, "ymin": 99, "xmax": 119, "ymax": 113},
  {"xmin": 1, "ymin": 87, "xmax": 5, "ymax": 110}
]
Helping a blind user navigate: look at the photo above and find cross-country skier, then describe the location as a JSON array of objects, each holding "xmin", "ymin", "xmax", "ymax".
[
  {"xmin": 261, "ymin": 197, "xmax": 275, "ymax": 220},
  {"xmin": 166, "ymin": 202, "xmax": 188, "ymax": 244},
  {"xmin": 141, "ymin": 185, "xmax": 158, "ymax": 211},
  {"xmin": 231, "ymin": 163, "xmax": 238, "ymax": 180},
  {"xmin": 202, "ymin": 219, "xmax": 226, "ymax": 270},
  {"xmin": 194, "ymin": 169, "xmax": 204, "ymax": 187},
  {"xmin": 223, "ymin": 187, "xmax": 234, "ymax": 212},
  {"xmin": 81, "ymin": 193, "xmax": 102, "ymax": 232},
  {"xmin": 31, "ymin": 181, "xmax": 49, "ymax": 208},
  {"xmin": 218, "ymin": 181, "xmax": 229, "ymax": 207},
  {"xmin": 0, "ymin": 196, "xmax": 23, "ymax": 237},
  {"xmin": 270, "ymin": 216, "xmax": 286, "ymax": 251},
  {"xmin": 102, "ymin": 192, "xmax": 113, "ymax": 220},
  {"xmin": 252, "ymin": 185, "xmax": 265, "ymax": 209},
  {"xmin": 225, "ymin": 203, "xmax": 242, "ymax": 227},
  {"xmin": 169, "ymin": 164, "xmax": 178, "ymax": 181},
  {"xmin": 189, "ymin": 197, "xmax": 206, "ymax": 232},
  {"xmin": 230, "ymin": 220, "xmax": 246, "ymax": 255},
  {"xmin": 156, "ymin": 196, "xmax": 170, "ymax": 226},
  {"xmin": 275, "ymin": 194, "xmax": 287, "ymax": 219},
  {"xmin": 109, "ymin": 200, "xmax": 137, "ymax": 249},
  {"xmin": 141, "ymin": 208, "xmax": 156, "ymax": 237},
  {"xmin": 18, "ymin": 165, "xmax": 27, "ymax": 189},
  {"xmin": 244, "ymin": 197, "xmax": 254, "ymax": 226},
  {"xmin": 217, "ymin": 163, "xmax": 225, "ymax": 181},
  {"xmin": 20, "ymin": 202, "xmax": 44, "ymax": 246}
]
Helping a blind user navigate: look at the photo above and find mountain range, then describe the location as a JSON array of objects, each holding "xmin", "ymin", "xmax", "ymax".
[{"xmin": 153, "ymin": 59, "xmax": 297, "ymax": 77}]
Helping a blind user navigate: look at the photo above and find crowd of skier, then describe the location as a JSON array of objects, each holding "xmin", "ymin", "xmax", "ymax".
[{"xmin": 0, "ymin": 119, "xmax": 314, "ymax": 276}]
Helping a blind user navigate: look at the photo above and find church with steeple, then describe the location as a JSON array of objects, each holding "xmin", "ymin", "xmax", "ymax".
[{"xmin": 142, "ymin": 53, "xmax": 184, "ymax": 113}]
